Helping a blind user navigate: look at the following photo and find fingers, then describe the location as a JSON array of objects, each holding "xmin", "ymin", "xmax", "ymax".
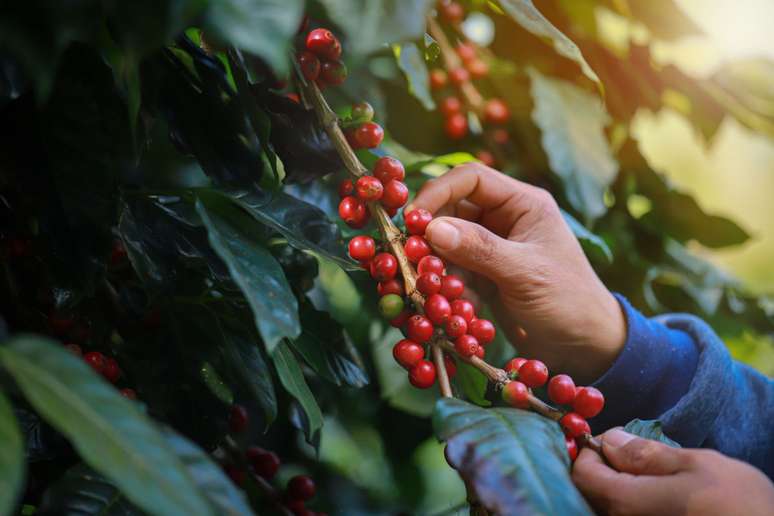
[
  {"xmin": 572, "ymin": 447, "xmax": 635, "ymax": 511},
  {"xmin": 602, "ymin": 429, "xmax": 687, "ymax": 476},
  {"xmin": 424, "ymin": 216, "xmax": 523, "ymax": 282}
]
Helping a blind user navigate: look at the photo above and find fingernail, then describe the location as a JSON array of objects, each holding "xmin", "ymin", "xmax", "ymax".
[
  {"xmin": 603, "ymin": 428, "xmax": 636, "ymax": 448},
  {"xmin": 426, "ymin": 220, "xmax": 460, "ymax": 251}
]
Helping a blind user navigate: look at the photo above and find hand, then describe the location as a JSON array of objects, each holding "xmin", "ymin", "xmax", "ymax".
[
  {"xmin": 573, "ymin": 428, "xmax": 774, "ymax": 515},
  {"xmin": 409, "ymin": 163, "xmax": 625, "ymax": 382}
]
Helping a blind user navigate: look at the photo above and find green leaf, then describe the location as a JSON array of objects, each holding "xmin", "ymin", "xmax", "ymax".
[
  {"xmin": 393, "ymin": 42, "xmax": 435, "ymax": 110},
  {"xmin": 455, "ymin": 362, "xmax": 490, "ymax": 407},
  {"xmin": 197, "ymin": 195, "xmax": 301, "ymax": 352},
  {"xmin": 37, "ymin": 464, "xmax": 142, "ymax": 516},
  {"xmin": 434, "ymin": 398, "xmax": 592, "ymax": 516},
  {"xmin": 499, "ymin": 0, "xmax": 600, "ymax": 87},
  {"xmin": 203, "ymin": 0, "xmax": 303, "ymax": 76},
  {"xmin": 0, "ymin": 335, "xmax": 213, "ymax": 516},
  {"xmin": 0, "ymin": 391, "xmax": 24, "ymax": 516},
  {"xmin": 562, "ymin": 209, "xmax": 613, "ymax": 264},
  {"xmin": 623, "ymin": 419, "xmax": 681, "ymax": 448},
  {"xmin": 529, "ymin": 68, "xmax": 618, "ymax": 223},
  {"xmin": 319, "ymin": 0, "xmax": 434, "ymax": 57},
  {"xmin": 271, "ymin": 341, "xmax": 324, "ymax": 442}
]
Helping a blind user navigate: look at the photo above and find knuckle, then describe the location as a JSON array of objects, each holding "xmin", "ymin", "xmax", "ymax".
[{"xmin": 623, "ymin": 440, "xmax": 662, "ymax": 471}]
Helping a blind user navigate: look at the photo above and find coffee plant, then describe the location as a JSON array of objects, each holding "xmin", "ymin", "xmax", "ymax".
[{"xmin": 0, "ymin": 1, "xmax": 772, "ymax": 515}]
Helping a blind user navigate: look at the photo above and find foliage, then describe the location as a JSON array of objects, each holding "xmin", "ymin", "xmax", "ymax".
[{"xmin": 0, "ymin": 0, "xmax": 771, "ymax": 514}]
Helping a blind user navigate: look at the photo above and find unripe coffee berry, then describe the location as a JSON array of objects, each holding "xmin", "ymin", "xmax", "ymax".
[
  {"xmin": 404, "ymin": 235, "xmax": 431, "ymax": 263},
  {"xmin": 407, "ymin": 315, "xmax": 434, "ymax": 343},
  {"xmin": 84, "ymin": 351, "xmax": 106, "ymax": 374},
  {"xmin": 305, "ymin": 29, "xmax": 341, "ymax": 60},
  {"xmin": 504, "ymin": 357, "xmax": 527, "ymax": 374},
  {"xmin": 560, "ymin": 412, "xmax": 590, "ymax": 438},
  {"xmin": 370, "ymin": 253, "xmax": 398, "ymax": 281},
  {"xmin": 229, "ymin": 404, "xmax": 249, "ymax": 433},
  {"xmin": 445, "ymin": 113, "xmax": 468, "ymax": 140},
  {"xmin": 573, "ymin": 387, "xmax": 605, "ymax": 418},
  {"xmin": 484, "ymin": 98, "xmax": 510, "ymax": 125},
  {"xmin": 373, "ymin": 157, "xmax": 405, "ymax": 183},
  {"xmin": 287, "ymin": 475, "xmax": 316, "ymax": 501},
  {"xmin": 377, "ymin": 279, "xmax": 403, "ymax": 297},
  {"xmin": 429, "ymin": 68, "xmax": 448, "ymax": 90},
  {"xmin": 451, "ymin": 299, "xmax": 475, "ymax": 323},
  {"xmin": 440, "ymin": 275, "xmax": 464, "ymax": 300},
  {"xmin": 338, "ymin": 179, "xmax": 354, "ymax": 198},
  {"xmin": 351, "ymin": 101, "xmax": 374, "ymax": 122},
  {"xmin": 518, "ymin": 359, "xmax": 548, "ymax": 388},
  {"xmin": 393, "ymin": 339, "xmax": 424, "ymax": 369},
  {"xmin": 454, "ymin": 334, "xmax": 479, "ymax": 357},
  {"xmin": 448, "ymin": 67, "xmax": 469, "ymax": 85},
  {"xmin": 417, "ymin": 272, "xmax": 442, "ymax": 295},
  {"xmin": 348, "ymin": 235, "xmax": 375, "ymax": 261},
  {"xmin": 425, "ymin": 294, "xmax": 451, "ymax": 325},
  {"xmin": 409, "ymin": 360, "xmax": 436, "ymax": 389},
  {"xmin": 565, "ymin": 435, "xmax": 578, "ymax": 462},
  {"xmin": 379, "ymin": 294, "xmax": 405, "ymax": 319},
  {"xmin": 548, "ymin": 374, "xmax": 576, "ymax": 405},
  {"xmin": 354, "ymin": 122, "xmax": 384, "ymax": 148},
  {"xmin": 440, "ymin": 96, "xmax": 462, "ymax": 117},
  {"xmin": 320, "ymin": 59, "xmax": 347, "ymax": 86},
  {"xmin": 405, "ymin": 209, "xmax": 433, "ymax": 235},
  {"xmin": 501, "ymin": 380, "xmax": 530, "ymax": 409},
  {"xmin": 338, "ymin": 196, "xmax": 367, "ymax": 227},
  {"xmin": 444, "ymin": 314, "xmax": 468, "ymax": 338},
  {"xmin": 355, "ymin": 175, "xmax": 383, "ymax": 201},
  {"xmin": 381, "ymin": 180, "xmax": 409, "ymax": 209},
  {"xmin": 247, "ymin": 446, "xmax": 280, "ymax": 479},
  {"xmin": 297, "ymin": 51, "xmax": 320, "ymax": 81},
  {"xmin": 469, "ymin": 318, "xmax": 496, "ymax": 345},
  {"xmin": 417, "ymin": 255, "xmax": 444, "ymax": 275}
]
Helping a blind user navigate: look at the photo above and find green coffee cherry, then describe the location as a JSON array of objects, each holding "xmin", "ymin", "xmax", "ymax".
[{"xmin": 379, "ymin": 294, "xmax": 405, "ymax": 319}]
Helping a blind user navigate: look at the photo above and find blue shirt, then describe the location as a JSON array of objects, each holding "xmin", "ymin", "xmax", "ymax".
[{"xmin": 591, "ymin": 295, "xmax": 774, "ymax": 478}]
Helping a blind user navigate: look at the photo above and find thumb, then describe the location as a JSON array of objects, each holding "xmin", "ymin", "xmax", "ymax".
[
  {"xmin": 424, "ymin": 216, "xmax": 520, "ymax": 282},
  {"xmin": 602, "ymin": 428, "xmax": 686, "ymax": 476}
]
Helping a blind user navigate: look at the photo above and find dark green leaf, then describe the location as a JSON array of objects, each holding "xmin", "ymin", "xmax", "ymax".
[
  {"xmin": 529, "ymin": 68, "xmax": 618, "ymax": 223},
  {"xmin": 0, "ymin": 335, "xmax": 212, "ymax": 516},
  {"xmin": 434, "ymin": 398, "xmax": 592, "ymax": 516},
  {"xmin": 623, "ymin": 419, "xmax": 680, "ymax": 448},
  {"xmin": 393, "ymin": 42, "xmax": 435, "ymax": 110},
  {"xmin": 271, "ymin": 341, "xmax": 323, "ymax": 442},
  {"xmin": 0, "ymin": 391, "xmax": 24, "ymax": 516},
  {"xmin": 455, "ymin": 362, "xmax": 490, "ymax": 407},
  {"xmin": 38, "ymin": 464, "xmax": 142, "ymax": 516},
  {"xmin": 204, "ymin": 0, "xmax": 304, "ymax": 76},
  {"xmin": 319, "ymin": 0, "xmax": 434, "ymax": 57},
  {"xmin": 499, "ymin": 1, "xmax": 600, "ymax": 87},
  {"xmin": 197, "ymin": 195, "xmax": 300, "ymax": 352},
  {"xmin": 562, "ymin": 209, "xmax": 613, "ymax": 264}
]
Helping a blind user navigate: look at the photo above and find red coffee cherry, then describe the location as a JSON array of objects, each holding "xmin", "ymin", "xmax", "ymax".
[
  {"xmin": 370, "ymin": 253, "xmax": 398, "ymax": 281},
  {"xmin": 454, "ymin": 334, "xmax": 479, "ymax": 357},
  {"xmin": 348, "ymin": 235, "xmax": 376, "ymax": 261},
  {"xmin": 484, "ymin": 98, "xmax": 510, "ymax": 125},
  {"xmin": 393, "ymin": 339, "xmax": 425, "ymax": 369},
  {"xmin": 417, "ymin": 272, "xmax": 442, "ymax": 295},
  {"xmin": 285, "ymin": 92, "xmax": 301, "ymax": 103},
  {"xmin": 287, "ymin": 475, "xmax": 316, "ymax": 501},
  {"xmin": 504, "ymin": 357, "xmax": 527, "ymax": 374},
  {"xmin": 409, "ymin": 360, "xmax": 436, "ymax": 389},
  {"xmin": 573, "ymin": 387, "xmax": 605, "ymax": 418},
  {"xmin": 102, "ymin": 357, "xmax": 121, "ymax": 383},
  {"xmin": 417, "ymin": 255, "xmax": 444, "ymax": 275},
  {"xmin": 444, "ymin": 314, "xmax": 468, "ymax": 338},
  {"xmin": 338, "ymin": 179, "xmax": 353, "ymax": 198},
  {"xmin": 491, "ymin": 128, "xmax": 510, "ymax": 145},
  {"xmin": 467, "ymin": 59, "xmax": 489, "ymax": 79},
  {"xmin": 501, "ymin": 381, "xmax": 530, "ymax": 409},
  {"xmin": 476, "ymin": 149, "xmax": 495, "ymax": 168},
  {"xmin": 110, "ymin": 239, "xmax": 127, "ymax": 266},
  {"xmin": 297, "ymin": 51, "xmax": 320, "ymax": 81},
  {"xmin": 49, "ymin": 312, "xmax": 75, "ymax": 336},
  {"xmin": 305, "ymin": 29, "xmax": 341, "ymax": 60},
  {"xmin": 407, "ymin": 315, "xmax": 434, "ymax": 343},
  {"xmin": 548, "ymin": 374, "xmax": 577, "ymax": 406},
  {"xmin": 456, "ymin": 43, "xmax": 476, "ymax": 62},
  {"xmin": 518, "ymin": 359, "xmax": 548, "ymax": 388},
  {"xmin": 247, "ymin": 446, "xmax": 280, "ymax": 479},
  {"xmin": 474, "ymin": 344, "xmax": 485, "ymax": 359},
  {"xmin": 405, "ymin": 209, "xmax": 433, "ymax": 235},
  {"xmin": 425, "ymin": 294, "xmax": 451, "ymax": 325},
  {"xmin": 285, "ymin": 500, "xmax": 309, "ymax": 516},
  {"xmin": 351, "ymin": 101, "xmax": 374, "ymax": 122},
  {"xmin": 469, "ymin": 318, "xmax": 495, "ymax": 345},
  {"xmin": 390, "ymin": 309, "xmax": 412, "ymax": 328},
  {"xmin": 338, "ymin": 196, "xmax": 367, "ymax": 227},
  {"xmin": 381, "ymin": 180, "xmax": 409, "ymax": 209},
  {"xmin": 438, "ymin": 1, "xmax": 465, "ymax": 24},
  {"xmin": 440, "ymin": 275, "xmax": 464, "ymax": 300},
  {"xmin": 65, "ymin": 343, "xmax": 82, "ymax": 356},
  {"xmin": 440, "ymin": 96, "xmax": 462, "ymax": 117},
  {"xmin": 120, "ymin": 388, "xmax": 137, "ymax": 400},
  {"xmin": 377, "ymin": 279, "xmax": 404, "ymax": 297},
  {"xmin": 451, "ymin": 299, "xmax": 475, "ymax": 323},
  {"xmin": 225, "ymin": 465, "xmax": 245, "ymax": 487},
  {"xmin": 429, "ymin": 68, "xmax": 448, "ymax": 90},
  {"xmin": 344, "ymin": 127, "xmax": 361, "ymax": 149},
  {"xmin": 560, "ymin": 412, "xmax": 590, "ymax": 438},
  {"xmin": 84, "ymin": 352, "xmax": 106, "ymax": 374},
  {"xmin": 373, "ymin": 157, "xmax": 405, "ymax": 183},
  {"xmin": 229, "ymin": 404, "xmax": 249, "ymax": 433},
  {"xmin": 355, "ymin": 175, "xmax": 384, "ymax": 201},
  {"xmin": 448, "ymin": 67, "xmax": 469, "ymax": 86},
  {"xmin": 565, "ymin": 435, "xmax": 578, "ymax": 462},
  {"xmin": 320, "ymin": 59, "xmax": 347, "ymax": 86},
  {"xmin": 444, "ymin": 354, "xmax": 457, "ymax": 378},
  {"xmin": 404, "ymin": 236, "xmax": 431, "ymax": 263},
  {"xmin": 354, "ymin": 122, "xmax": 384, "ymax": 148},
  {"xmin": 444, "ymin": 113, "xmax": 468, "ymax": 140}
]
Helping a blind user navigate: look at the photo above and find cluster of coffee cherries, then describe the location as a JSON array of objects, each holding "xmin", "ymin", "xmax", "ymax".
[
  {"xmin": 297, "ymin": 27, "xmax": 347, "ymax": 89},
  {"xmin": 227, "ymin": 405, "xmax": 325, "ymax": 516},
  {"xmin": 338, "ymin": 155, "xmax": 408, "ymax": 228},
  {"xmin": 501, "ymin": 357, "xmax": 605, "ymax": 461}
]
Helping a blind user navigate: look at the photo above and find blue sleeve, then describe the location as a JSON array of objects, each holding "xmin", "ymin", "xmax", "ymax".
[{"xmin": 590, "ymin": 294, "xmax": 774, "ymax": 478}]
